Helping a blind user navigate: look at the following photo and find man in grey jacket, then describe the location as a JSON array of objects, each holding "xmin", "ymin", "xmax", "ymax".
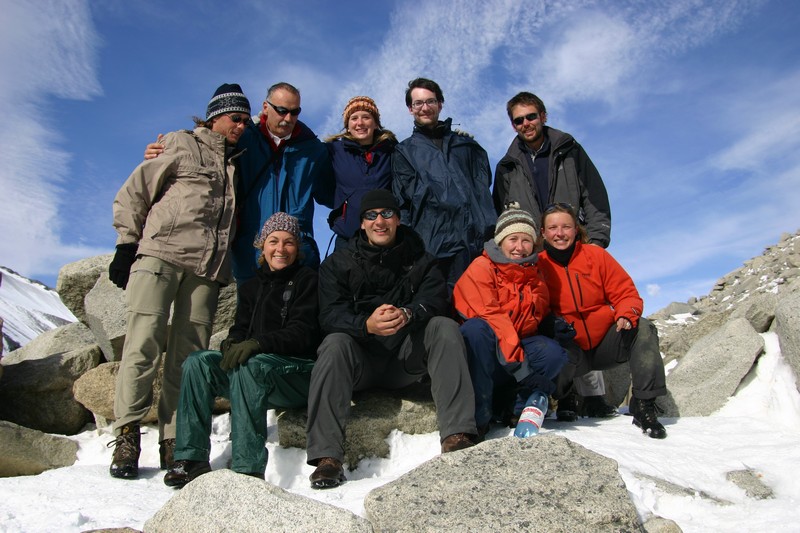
[
  {"xmin": 492, "ymin": 91, "xmax": 615, "ymax": 420},
  {"xmin": 107, "ymin": 83, "xmax": 250, "ymax": 479}
]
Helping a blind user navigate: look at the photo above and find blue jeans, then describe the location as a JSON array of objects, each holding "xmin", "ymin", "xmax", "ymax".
[{"xmin": 460, "ymin": 318, "xmax": 567, "ymax": 428}]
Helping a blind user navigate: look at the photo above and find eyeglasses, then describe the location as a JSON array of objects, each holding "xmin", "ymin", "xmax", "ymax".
[
  {"xmin": 362, "ymin": 208, "xmax": 396, "ymax": 221},
  {"xmin": 544, "ymin": 202, "xmax": 574, "ymax": 213},
  {"xmin": 226, "ymin": 113, "xmax": 250, "ymax": 124},
  {"xmin": 512, "ymin": 112, "xmax": 539, "ymax": 126},
  {"xmin": 266, "ymin": 101, "xmax": 302, "ymax": 116},
  {"xmin": 410, "ymin": 99, "xmax": 439, "ymax": 110}
]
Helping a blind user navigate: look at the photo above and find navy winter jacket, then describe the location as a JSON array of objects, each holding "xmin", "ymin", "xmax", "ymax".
[
  {"xmin": 326, "ymin": 136, "xmax": 396, "ymax": 241},
  {"xmin": 392, "ymin": 119, "xmax": 496, "ymax": 261}
]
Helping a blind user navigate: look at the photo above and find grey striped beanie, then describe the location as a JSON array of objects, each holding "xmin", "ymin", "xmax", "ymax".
[
  {"xmin": 494, "ymin": 207, "xmax": 537, "ymax": 245},
  {"xmin": 206, "ymin": 83, "xmax": 251, "ymax": 120}
]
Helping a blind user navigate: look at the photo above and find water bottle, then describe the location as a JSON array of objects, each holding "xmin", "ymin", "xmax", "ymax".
[{"xmin": 514, "ymin": 391, "xmax": 549, "ymax": 438}]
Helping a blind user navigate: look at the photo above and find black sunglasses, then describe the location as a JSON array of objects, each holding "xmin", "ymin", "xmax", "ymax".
[
  {"xmin": 267, "ymin": 101, "xmax": 302, "ymax": 116},
  {"xmin": 512, "ymin": 112, "xmax": 539, "ymax": 126},
  {"xmin": 226, "ymin": 113, "xmax": 250, "ymax": 124},
  {"xmin": 362, "ymin": 208, "xmax": 396, "ymax": 221},
  {"xmin": 544, "ymin": 202, "xmax": 574, "ymax": 213}
]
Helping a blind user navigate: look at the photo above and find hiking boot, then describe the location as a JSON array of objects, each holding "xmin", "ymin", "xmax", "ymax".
[
  {"xmin": 108, "ymin": 423, "xmax": 141, "ymax": 479},
  {"xmin": 582, "ymin": 395, "xmax": 619, "ymax": 418},
  {"xmin": 441, "ymin": 433, "xmax": 475, "ymax": 453},
  {"xmin": 159, "ymin": 438, "xmax": 175, "ymax": 470},
  {"xmin": 163, "ymin": 459, "xmax": 212, "ymax": 488},
  {"xmin": 630, "ymin": 397, "xmax": 667, "ymax": 439},
  {"xmin": 309, "ymin": 457, "xmax": 346, "ymax": 490},
  {"xmin": 556, "ymin": 391, "xmax": 579, "ymax": 422}
]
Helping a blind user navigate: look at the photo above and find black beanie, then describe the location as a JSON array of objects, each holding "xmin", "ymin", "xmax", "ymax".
[
  {"xmin": 206, "ymin": 83, "xmax": 251, "ymax": 120},
  {"xmin": 359, "ymin": 189, "xmax": 400, "ymax": 218}
]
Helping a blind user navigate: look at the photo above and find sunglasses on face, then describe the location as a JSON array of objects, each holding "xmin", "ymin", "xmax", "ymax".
[
  {"xmin": 512, "ymin": 112, "xmax": 539, "ymax": 126},
  {"xmin": 362, "ymin": 208, "xmax": 395, "ymax": 221},
  {"xmin": 266, "ymin": 101, "xmax": 302, "ymax": 116},
  {"xmin": 226, "ymin": 113, "xmax": 250, "ymax": 124}
]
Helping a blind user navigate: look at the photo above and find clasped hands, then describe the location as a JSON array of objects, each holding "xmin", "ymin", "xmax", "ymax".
[{"xmin": 366, "ymin": 304, "xmax": 409, "ymax": 336}]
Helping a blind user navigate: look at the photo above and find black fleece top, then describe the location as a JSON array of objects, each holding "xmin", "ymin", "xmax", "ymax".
[{"xmin": 227, "ymin": 262, "xmax": 321, "ymax": 359}]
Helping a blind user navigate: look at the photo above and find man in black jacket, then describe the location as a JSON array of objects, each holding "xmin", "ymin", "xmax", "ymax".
[
  {"xmin": 492, "ymin": 91, "xmax": 615, "ymax": 420},
  {"xmin": 307, "ymin": 189, "xmax": 478, "ymax": 489}
]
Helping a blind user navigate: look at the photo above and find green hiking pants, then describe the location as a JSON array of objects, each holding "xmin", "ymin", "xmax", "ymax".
[{"xmin": 174, "ymin": 349, "xmax": 314, "ymax": 474}]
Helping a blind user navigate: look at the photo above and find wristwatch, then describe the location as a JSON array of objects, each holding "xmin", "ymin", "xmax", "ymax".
[{"xmin": 400, "ymin": 307, "xmax": 413, "ymax": 323}]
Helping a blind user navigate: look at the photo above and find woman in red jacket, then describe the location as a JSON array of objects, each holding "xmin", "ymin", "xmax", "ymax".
[
  {"xmin": 538, "ymin": 203, "xmax": 667, "ymax": 438},
  {"xmin": 454, "ymin": 208, "xmax": 568, "ymax": 436}
]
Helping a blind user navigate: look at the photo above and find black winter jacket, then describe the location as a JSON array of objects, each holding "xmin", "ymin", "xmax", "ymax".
[
  {"xmin": 492, "ymin": 127, "xmax": 611, "ymax": 248},
  {"xmin": 318, "ymin": 225, "xmax": 448, "ymax": 355},
  {"xmin": 392, "ymin": 119, "xmax": 496, "ymax": 260},
  {"xmin": 227, "ymin": 262, "xmax": 320, "ymax": 359}
]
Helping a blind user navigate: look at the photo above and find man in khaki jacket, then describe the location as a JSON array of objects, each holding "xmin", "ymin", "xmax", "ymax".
[{"xmin": 107, "ymin": 83, "xmax": 250, "ymax": 480}]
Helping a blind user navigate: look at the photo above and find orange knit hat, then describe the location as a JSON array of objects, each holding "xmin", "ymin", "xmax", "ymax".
[{"xmin": 342, "ymin": 96, "xmax": 381, "ymax": 129}]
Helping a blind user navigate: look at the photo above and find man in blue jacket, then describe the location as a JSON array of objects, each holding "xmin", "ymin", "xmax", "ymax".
[
  {"xmin": 392, "ymin": 78, "xmax": 496, "ymax": 292},
  {"xmin": 146, "ymin": 82, "xmax": 333, "ymax": 283}
]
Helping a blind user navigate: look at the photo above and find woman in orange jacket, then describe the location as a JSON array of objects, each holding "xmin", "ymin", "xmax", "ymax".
[
  {"xmin": 454, "ymin": 208, "xmax": 568, "ymax": 436},
  {"xmin": 537, "ymin": 203, "xmax": 668, "ymax": 438}
]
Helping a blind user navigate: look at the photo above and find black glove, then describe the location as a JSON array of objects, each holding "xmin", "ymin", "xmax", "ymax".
[
  {"xmin": 220, "ymin": 339, "xmax": 260, "ymax": 371},
  {"xmin": 108, "ymin": 243, "xmax": 138, "ymax": 289},
  {"xmin": 553, "ymin": 317, "xmax": 576, "ymax": 343}
]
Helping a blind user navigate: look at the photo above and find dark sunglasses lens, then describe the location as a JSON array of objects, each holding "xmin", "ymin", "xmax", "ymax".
[
  {"xmin": 380, "ymin": 209, "xmax": 395, "ymax": 219},
  {"xmin": 513, "ymin": 112, "xmax": 538, "ymax": 126},
  {"xmin": 363, "ymin": 211, "xmax": 378, "ymax": 220},
  {"xmin": 229, "ymin": 115, "xmax": 246, "ymax": 123}
]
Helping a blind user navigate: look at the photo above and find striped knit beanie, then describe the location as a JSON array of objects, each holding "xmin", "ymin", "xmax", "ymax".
[
  {"xmin": 206, "ymin": 83, "xmax": 251, "ymax": 121},
  {"xmin": 494, "ymin": 207, "xmax": 537, "ymax": 245},
  {"xmin": 342, "ymin": 96, "xmax": 382, "ymax": 129}
]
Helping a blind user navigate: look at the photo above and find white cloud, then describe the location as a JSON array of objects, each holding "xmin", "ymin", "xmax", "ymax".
[
  {"xmin": 647, "ymin": 284, "xmax": 661, "ymax": 297},
  {"xmin": 0, "ymin": 0, "xmax": 105, "ymax": 279}
]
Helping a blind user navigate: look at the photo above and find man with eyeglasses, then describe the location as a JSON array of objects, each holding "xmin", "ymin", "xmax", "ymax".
[
  {"xmin": 145, "ymin": 82, "xmax": 332, "ymax": 282},
  {"xmin": 492, "ymin": 91, "xmax": 615, "ymax": 421},
  {"xmin": 306, "ymin": 189, "xmax": 478, "ymax": 489},
  {"xmin": 107, "ymin": 84, "xmax": 250, "ymax": 480},
  {"xmin": 392, "ymin": 78, "xmax": 496, "ymax": 292}
]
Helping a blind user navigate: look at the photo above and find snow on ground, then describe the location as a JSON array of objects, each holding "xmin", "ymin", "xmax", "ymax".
[
  {"xmin": 1, "ymin": 332, "xmax": 799, "ymax": 532},
  {"xmin": 0, "ymin": 266, "xmax": 76, "ymax": 352}
]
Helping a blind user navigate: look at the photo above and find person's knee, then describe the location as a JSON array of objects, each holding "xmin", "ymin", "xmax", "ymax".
[
  {"xmin": 459, "ymin": 317, "xmax": 493, "ymax": 343},
  {"xmin": 182, "ymin": 350, "xmax": 218, "ymax": 373},
  {"xmin": 315, "ymin": 334, "xmax": 359, "ymax": 373}
]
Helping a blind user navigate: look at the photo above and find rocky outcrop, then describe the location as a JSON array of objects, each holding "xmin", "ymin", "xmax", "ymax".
[
  {"xmin": 1, "ymin": 321, "xmax": 95, "ymax": 365},
  {"xmin": 83, "ymin": 276, "xmax": 129, "ymax": 362},
  {"xmin": 143, "ymin": 469, "xmax": 372, "ymax": 533},
  {"xmin": 664, "ymin": 318, "xmax": 765, "ymax": 416},
  {"xmin": 365, "ymin": 435, "xmax": 640, "ymax": 532},
  {"xmin": 0, "ymin": 345, "xmax": 100, "ymax": 434},
  {"xmin": 73, "ymin": 361, "xmax": 230, "ymax": 427},
  {"xmin": 0, "ymin": 420, "xmax": 78, "ymax": 477},
  {"xmin": 649, "ymin": 230, "xmax": 800, "ymax": 412},
  {"xmin": 56, "ymin": 254, "xmax": 114, "ymax": 323},
  {"xmin": 278, "ymin": 381, "xmax": 437, "ymax": 466}
]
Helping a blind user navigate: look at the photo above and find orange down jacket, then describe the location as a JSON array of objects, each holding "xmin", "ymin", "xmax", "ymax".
[
  {"xmin": 453, "ymin": 242, "xmax": 550, "ymax": 364},
  {"xmin": 537, "ymin": 241, "xmax": 643, "ymax": 351}
]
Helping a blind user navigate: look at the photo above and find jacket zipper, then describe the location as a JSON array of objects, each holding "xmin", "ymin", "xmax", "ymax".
[{"xmin": 564, "ymin": 265, "xmax": 593, "ymax": 349}]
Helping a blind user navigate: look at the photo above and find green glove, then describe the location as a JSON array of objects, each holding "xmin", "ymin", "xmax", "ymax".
[
  {"xmin": 219, "ymin": 337, "xmax": 235, "ymax": 355},
  {"xmin": 220, "ymin": 339, "xmax": 261, "ymax": 371}
]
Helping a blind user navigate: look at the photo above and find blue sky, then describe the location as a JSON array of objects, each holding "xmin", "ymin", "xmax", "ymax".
[{"xmin": 1, "ymin": 0, "xmax": 798, "ymax": 314}]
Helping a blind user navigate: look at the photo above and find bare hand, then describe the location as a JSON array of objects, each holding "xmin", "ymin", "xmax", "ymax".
[
  {"xmin": 616, "ymin": 317, "xmax": 632, "ymax": 332},
  {"xmin": 366, "ymin": 304, "xmax": 406, "ymax": 336},
  {"xmin": 144, "ymin": 133, "xmax": 165, "ymax": 160}
]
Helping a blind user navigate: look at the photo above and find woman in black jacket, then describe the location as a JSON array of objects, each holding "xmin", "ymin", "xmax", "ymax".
[{"xmin": 163, "ymin": 212, "xmax": 320, "ymax": 487}]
